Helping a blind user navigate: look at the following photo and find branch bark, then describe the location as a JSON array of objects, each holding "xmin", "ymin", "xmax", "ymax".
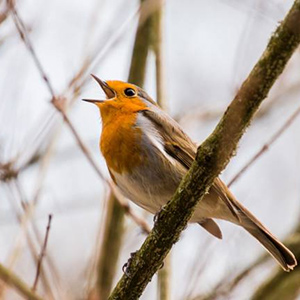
[{"xmin": 109, "ymin": 1, "xmax": 300, "ymax": 299}]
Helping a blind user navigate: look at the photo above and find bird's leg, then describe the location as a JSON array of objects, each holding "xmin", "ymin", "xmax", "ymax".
[{"xmin": 122, "ymin": 251, "xmax": 138, "ymax": 277}]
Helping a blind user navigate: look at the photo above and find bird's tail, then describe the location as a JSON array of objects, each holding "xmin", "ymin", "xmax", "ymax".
[
  {"xmin": 244, "ymin": 222, "xmax": 296, "ymax": 271},
  {"xmin": 237, "ymin": 203, "xmax": 297, "ymax": 271}
]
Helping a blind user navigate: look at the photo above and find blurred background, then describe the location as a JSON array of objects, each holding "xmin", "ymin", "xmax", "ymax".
[{"xmin": 0, "ymin": 0, "xmax": 300, "ymax": 299}]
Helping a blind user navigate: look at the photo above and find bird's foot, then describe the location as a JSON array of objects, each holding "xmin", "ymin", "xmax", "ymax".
[{"xmin": 122, "ymin": 251, "xmax": 137, "ymax": 277}]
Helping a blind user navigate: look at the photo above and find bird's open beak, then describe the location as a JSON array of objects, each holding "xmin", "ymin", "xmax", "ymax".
[
  {"xmin": 91, "ymin": 75, "xmax": 115, "ymax": 98},
  {"xmin": 82, "ymin": 74, "xmax": 115, "ymax": 104}
]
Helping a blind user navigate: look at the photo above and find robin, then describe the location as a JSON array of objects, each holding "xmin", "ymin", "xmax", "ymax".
[{"xmin": 83, "ymin": 75, "xmax": 297, "ymax": 271}]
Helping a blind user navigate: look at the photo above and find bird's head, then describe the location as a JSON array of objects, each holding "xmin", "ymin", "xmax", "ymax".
[{"xmin": 83, "ymin": 75, "xmax": 156, "ymax": 124}]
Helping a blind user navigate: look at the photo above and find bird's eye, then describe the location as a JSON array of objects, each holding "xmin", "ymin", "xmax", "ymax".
[{"xmin": 124, "ymin": 88, "xmax": 136, "ymax": 97}]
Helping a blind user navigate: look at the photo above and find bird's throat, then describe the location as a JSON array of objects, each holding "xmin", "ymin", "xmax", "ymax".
[{"xmin": 100, "ymin": 112, "xmax": 145, "ymax": 174}]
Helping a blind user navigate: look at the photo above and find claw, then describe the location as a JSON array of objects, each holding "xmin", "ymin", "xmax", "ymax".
[
  {"xmin": 122, "ymin": 251, "xmax": 137, "ymax": 277},
  {"xmin": 159, "ymin": 261, "xmax": 164, "ymax": 270}
]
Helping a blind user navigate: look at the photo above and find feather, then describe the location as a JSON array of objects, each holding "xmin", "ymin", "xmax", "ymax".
[
  {"xmin": 199, "ymin": 219, "xmax": 222, "ymax": 239},
  {"xmin": 141, "ymin": 107, "xmax": 240, "ymax": 222}
]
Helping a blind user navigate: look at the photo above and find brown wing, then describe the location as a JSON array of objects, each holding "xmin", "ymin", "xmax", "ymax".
[
  {"xmin": 142, "ymin": 108, "xmax": 239, "ymax": 222},
  {"xmin": 141, "ymin": 109, "xmax": 197, "ymax": 168}
]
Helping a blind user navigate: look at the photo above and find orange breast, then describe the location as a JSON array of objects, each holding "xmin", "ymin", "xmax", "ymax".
[{"xmin": 100, "ymin": 111, "xmax": 145, "ymax": 174}]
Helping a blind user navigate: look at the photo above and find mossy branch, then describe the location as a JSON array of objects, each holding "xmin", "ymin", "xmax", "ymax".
[{"xmin": 109, "ymin": 1, "xmax": 300, "ymax": 299}]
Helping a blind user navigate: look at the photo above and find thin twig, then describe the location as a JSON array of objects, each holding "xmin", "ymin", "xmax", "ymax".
[
  {"xmin": 190, "ymin": 254, "xmax": 268, "ymax": 300},
  {"xmin": 9, "ymin": 4, "xmax": 55, "ymax": 98},
  {"xmin": 4, "ymin": 151, "xmax": 64, "ymax": 299},
  {"xmin": 32, "ymin": 214, "xmax": 52, "ymax": 292},
  {"xmin": 0, "ymin": 263, "xmax": 43, "ymax": 300},
  {"xmin": 228, "ymin": 104, "xmax": 300, "ymax": 187},
  {"xmin": 66, "ymin": 0, "xmax": 163, "ymax": 97},
  {"xmin": 175, "ymin": 81, "xmax": 300, "ymax": 125},
  {"xmin": 1, "ymin": 180, "xmax": 56, "ymax": 300}
]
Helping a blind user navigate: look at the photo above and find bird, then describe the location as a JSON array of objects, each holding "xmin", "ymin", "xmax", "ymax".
[{"xmin": 83, "ymin": 74, "xmax": 297, "ymax": 272}]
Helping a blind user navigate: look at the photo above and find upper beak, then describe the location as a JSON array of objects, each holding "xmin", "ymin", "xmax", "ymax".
[
  {"xmin": 82, "ymin": 74, "xmax": 115, "ymax": 104},
  {"xmin": 91, "ymin": 74, "xmax": 115, "ymax": 98}
]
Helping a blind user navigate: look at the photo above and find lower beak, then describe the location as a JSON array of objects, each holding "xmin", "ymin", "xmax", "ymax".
[{"xmin": 82, "ymin": 98, "xmax": 104, "ymax": 104}]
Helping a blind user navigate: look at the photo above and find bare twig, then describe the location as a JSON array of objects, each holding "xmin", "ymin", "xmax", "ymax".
[
  {"xmin": 0, "ymin": 7, "xmax": 8, "ymax": 25},
  {"xmin": 190, "ymin": 254, "xmax": 267, "ymax": 300},
  {"xmin": 67, "ymin": 0, "xmax": 164, "ymax": 96},
  {"xmin": 32, "ymin": 214, "xmax": 52, "ymax": 292},
  {"xmin": 0, "ymin": 263, "xmax": 43, "ymax": 300},
  {"xmin": 10, "ymin": 4, "xmax": 55, "ymax": 98},
  {"xmin": 175, "ymin": 80, "xmax": 300, "ymax": 125},
  {"xmin": 228, "ymin": 104, "xmax": 300, "ymax": 187},
  {"xmin": 1, "ymin": 180, "xmax": 56, "ymax": 300},
  {"xmin": 2, "ymin": 142, "xmax": 65, "ymax": 299}
]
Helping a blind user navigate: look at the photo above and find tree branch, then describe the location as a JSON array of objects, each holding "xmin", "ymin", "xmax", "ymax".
[
  {"xmin": 32, "ymin": 214, "xmax": 53, "ymax": 292},
  {"xmin": 109, "ymin": 1, "xmax": 300, "ymax": 299}
]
